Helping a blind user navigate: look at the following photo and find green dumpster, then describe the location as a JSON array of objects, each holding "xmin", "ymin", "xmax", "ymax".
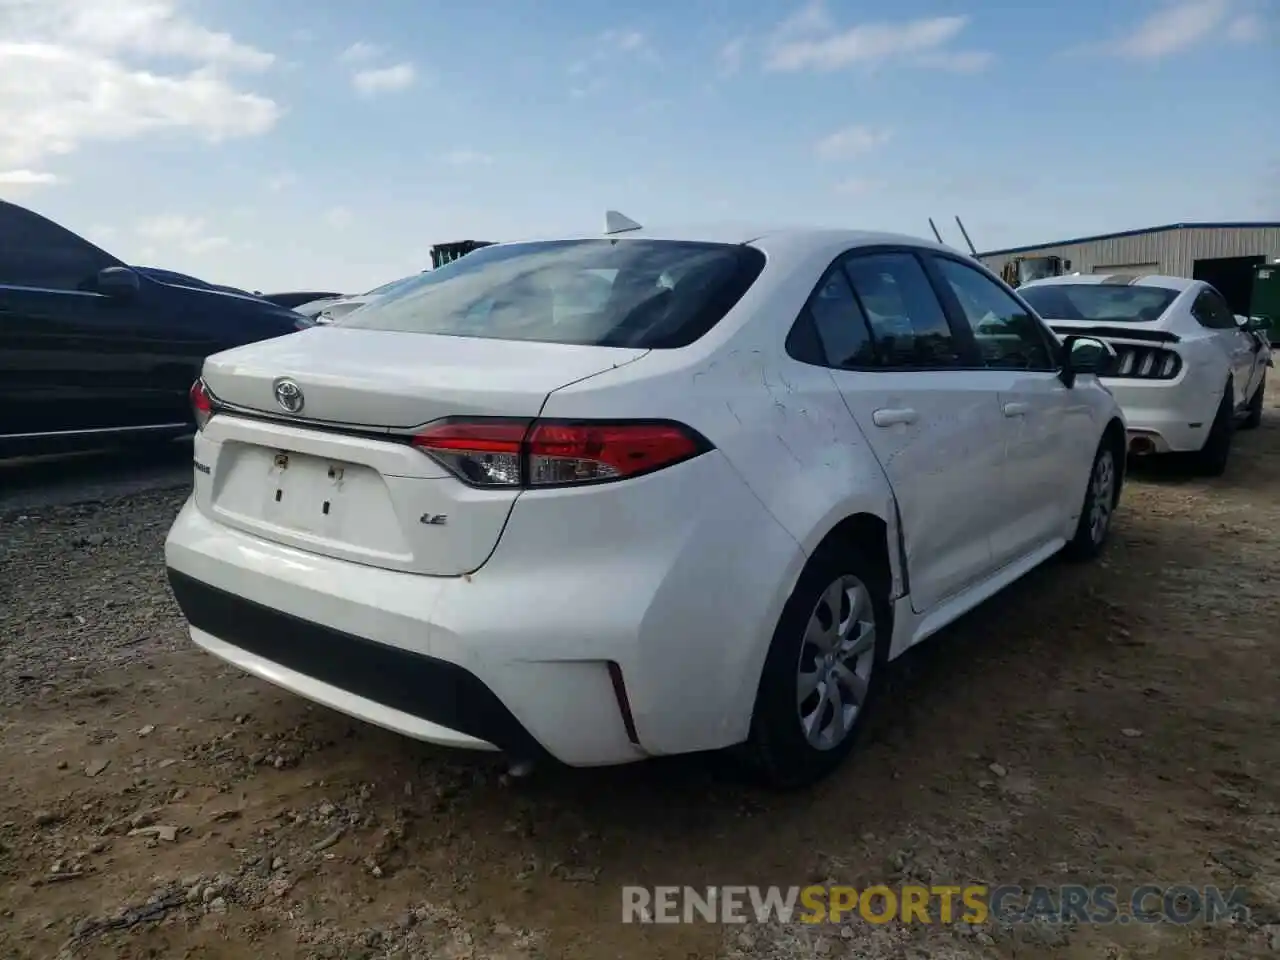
[
  {"xmin": 1251, "ymin": 261, "xmax": 1280, "ymax": 346},
  {"xmin": 429, "ymin": 240, "xmax": 494, "ymax": 270}
]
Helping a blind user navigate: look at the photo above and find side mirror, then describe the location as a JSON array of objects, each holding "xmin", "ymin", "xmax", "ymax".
[
  {"xmin": 97, "ymin": 265, "xmax": 141, "ymax": 299},
  {"xmin": 1059, "ymin": 335, "xmax": 1115, "ymax": 387}
]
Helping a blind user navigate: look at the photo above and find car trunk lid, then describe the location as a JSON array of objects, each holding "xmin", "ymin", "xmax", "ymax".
[{"xmin": 194, "ymin": 328, "xmax": 648, "ymax": 575}]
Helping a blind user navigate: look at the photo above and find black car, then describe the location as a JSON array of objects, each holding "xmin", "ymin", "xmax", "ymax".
[
  {"xmin": 134, "ymin": 266, "xmax": 257, "ymax": 299},
  {"xmin": 0, "ymin": 200, "xmax": 312, "ymax": 458}
]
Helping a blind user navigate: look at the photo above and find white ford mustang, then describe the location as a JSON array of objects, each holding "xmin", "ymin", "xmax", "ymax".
[
  {"xmin": 165, "ymin": 222, "xmax": 1125, "ymax": 787},
  {"xmin": 1019, "ymin": 275, "xmax": 1271, "ymax": 475}
]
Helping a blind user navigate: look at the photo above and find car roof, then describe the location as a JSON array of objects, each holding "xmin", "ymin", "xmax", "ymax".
[
  {"xmin": 490, "ymin": 224, "xmax": 968, "ymax": 259},
  {"xmin": 1020, "ymin": 273, "xmax": 1200, "ymax": 293}
]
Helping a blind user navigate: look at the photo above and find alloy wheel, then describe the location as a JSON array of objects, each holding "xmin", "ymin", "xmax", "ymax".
[
  {"xmin": 796, "ymin": 575, "xmax": 877, "ymax": 751},
  {"xmin": 1089, "ymin": 449, "xmax": 1115, "ymax": 544}
]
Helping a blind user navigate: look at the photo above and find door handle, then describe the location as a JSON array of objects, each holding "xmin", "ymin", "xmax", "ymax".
[
  {"xmin": 1002, "ymin": 402, "xmax": 1030, "ymax": 417},
  {"xmin": 871, "ymin": 407, "xmax": 918, "ymax": 427}
]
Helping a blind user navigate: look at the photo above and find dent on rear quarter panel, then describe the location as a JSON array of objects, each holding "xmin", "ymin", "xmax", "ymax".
[{"xmin": 689, "ymin": 347, "xmax": 904, "ymax": 599}]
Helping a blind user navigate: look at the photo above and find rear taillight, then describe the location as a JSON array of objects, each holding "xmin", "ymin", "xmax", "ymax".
[
  {"xmin": 1111, "ymin": 346, "xmax": 1181, "ymax": 380},
  {"xmin": 410, "ymin": 418, "xmax": 711, "ymax": 488},
  {"xmin": 190, "ymin": 378, "xmax": 215, "ymax": 431}
]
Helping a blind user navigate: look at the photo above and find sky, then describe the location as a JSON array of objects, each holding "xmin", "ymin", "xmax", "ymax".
[{"xmin": 0, "ymin": 0, "xmax": 1277, "ymax": 293}]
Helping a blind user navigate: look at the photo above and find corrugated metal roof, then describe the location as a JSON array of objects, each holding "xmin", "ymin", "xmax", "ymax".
[{"xmin": 978, "ymin": 222, "xmax": 1280, "ymax": 258}]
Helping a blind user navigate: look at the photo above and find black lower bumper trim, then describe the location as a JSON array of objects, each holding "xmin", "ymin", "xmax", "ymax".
[{"xmin": 166, "ymin": 569, "xmax": 545, "ymax": 759}]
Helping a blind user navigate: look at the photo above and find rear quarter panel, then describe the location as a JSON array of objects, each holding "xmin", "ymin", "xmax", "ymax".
[{"xmin": 539, "ymin": 237, "xmax": 905, "ymax": 595}]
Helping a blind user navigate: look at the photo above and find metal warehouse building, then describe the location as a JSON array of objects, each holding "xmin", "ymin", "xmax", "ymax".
[{"xmin": 979, "ymin": 222, "xmax": 1280, "ymax": 315}]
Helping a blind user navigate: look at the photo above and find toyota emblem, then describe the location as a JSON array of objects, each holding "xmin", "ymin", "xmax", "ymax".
[{"xmin": 273, "ymin": 378, "xmax": 304, "ymax": 414}]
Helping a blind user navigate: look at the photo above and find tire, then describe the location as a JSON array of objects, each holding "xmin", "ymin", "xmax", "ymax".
[
  {"xmin": 1242, "ymin": 374, "xmax": 1265, "ymax": 430},
  {"xmin": 1063, "ymin": 438, "xmax": 1119, "ymax": 562},
  {"xmin": 1195, "ymin": 382, "xmax": 1235, "ymax": 476},
  {"xmin": 736, "ymin": 545, "xmax": 891, "ymax": 789}
]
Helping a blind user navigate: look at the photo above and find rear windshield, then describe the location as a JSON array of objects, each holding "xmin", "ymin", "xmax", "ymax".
[
  {"xmin": 339, "ymin": 239, "xmax": 766, "ymax": 348},
  {"xmin": 1018, "ymin": 283, "xmax": 1179, "ymax": 323}
]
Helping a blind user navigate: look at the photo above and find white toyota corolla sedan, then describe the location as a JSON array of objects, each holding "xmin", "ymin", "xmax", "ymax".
[
  {"xmin": 1019, "ymin": 274, "xmax": 1271, "ymax": 475},
  {"xmin": 165, "ymin": 223, "xmax": 1126, "ymax": 787}
]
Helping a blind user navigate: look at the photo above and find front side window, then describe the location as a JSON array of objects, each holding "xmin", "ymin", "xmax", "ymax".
[
  {"xmin": 934, "ymin": 257, "xmax": 1054, "ymax": 370},
  {"xmin": 840, "ymin": 252, "xmax": 961, "ymax": 368},
  {"xmin": 0, "ymin": 201, "xmax": 119, "ymax": 291},
  {"xmin": 340, "ymin": 239, "xmax": 766, "ymax": 349}
]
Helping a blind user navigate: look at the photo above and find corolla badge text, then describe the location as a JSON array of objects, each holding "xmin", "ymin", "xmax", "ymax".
[{"xmin": 273, "ymin": 378, "xmax": 304, "ymax": 414}]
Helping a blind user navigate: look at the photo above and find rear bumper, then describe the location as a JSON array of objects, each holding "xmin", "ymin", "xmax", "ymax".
[
  {"xmin": 168, "ymin": 570, "xmax": 537, "ymax": 757},
  {"xmin": 1102, "ymin": 378, "xmax": 1220, "ymax": 454},
  {"xmin": 164, "ymin": 449, "xmax": 804, "ymax": 766}
]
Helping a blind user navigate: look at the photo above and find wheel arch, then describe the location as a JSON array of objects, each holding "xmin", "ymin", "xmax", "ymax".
[{"xmin": 807, "ymin": 510, "xmax": 899, "ymax": 599}]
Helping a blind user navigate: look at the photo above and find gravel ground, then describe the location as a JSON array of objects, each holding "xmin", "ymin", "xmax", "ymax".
[{"xmin": 2, "ymin": 400, "xmax": 1279, "ymax": 960}]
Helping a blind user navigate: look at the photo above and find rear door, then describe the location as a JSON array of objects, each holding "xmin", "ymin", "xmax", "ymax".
[
  {"xmin": 927, "ymin": 254, "xmax": 1096, "ymax": 568},
  {"xmin": 808, "ymin": 248, "xmax": 1006, "ymax": 614}
]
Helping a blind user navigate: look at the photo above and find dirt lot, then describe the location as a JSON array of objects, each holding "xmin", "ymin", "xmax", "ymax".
[{"xmin": 3, "ymin": 400, "xmax": 1279, "ymax": 960}]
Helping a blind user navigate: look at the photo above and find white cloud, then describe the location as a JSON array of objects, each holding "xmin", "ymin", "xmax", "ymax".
[
  {"xmin": 442, "ymin": 150, "xmax": 494, "ymax": 166},
  {"xmin": 135, "ymin": 214, "xmax": 230, "ymax": 255},
  {"xmin": 8, "ymin": 0, "xmax": 275, "ymax": 70},
  {"xmin": 1225, "ymin": 12, "xmax": 1265, "ymax": 42},
  {"xmin": 352, "ymin": 62, "xmax": 416, "ymax": 95},
  {"xmin": 340, "ymin": 41, "xmax": 382, "ymax": 64},
  {"xmin": 599, "ymin": 28, "xmax": 652, "ymax": 57},
  {"xmin": 915, "ymin": 50, "xmax": 994, "ymax": 73},
  {"xmin": 267, "ymin": 172, "xmax": 296, "ymax": 192},
  {"xmin": 834, "ymin": 177, "xmax": 882, "ymax": 197},
  {"xmin": 568, "ymin": 25, "xmax": 658, "ymax": 94},
  {"xmin": 765, "ymin": 3, "xmax": 987, "ymax": 73},
  {"xmin": 0, "ymin": 1, "xmax": 280, "ymax": 177},
  {"xmin": 775, "ymin": 0, "xmax": 834, "ymax": 42},
  {"xmin": 815, "ymin": 125, "xmax": 892, "ymax": 161},
  {"xmin": 717, "ymin": 37, "xmax": 747, "ymax": 77},
  {"xmin": 324, "ymin": 206, "xmax": 353, "ymax": 228},
  {"xmin": 0, "ymin": 169, "xmax": 59, "ymax": 185},
  {"xmin": 1112, "ymin": 0, "xmax": 1232, "ymax": 58}
]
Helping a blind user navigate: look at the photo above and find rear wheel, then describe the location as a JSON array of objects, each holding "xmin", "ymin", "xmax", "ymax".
[
  {"xmin": 1242, "ymin": 374, "xmax": 1265, "ymax": 430},
  {"xmin": 736, "ymin": 546, "xmax": 890, "ymax": 789},
  {"xmin": 1195, "ymin": 382, "xmax": 1235, "ymax": 476},
  {"xmin": 1063, "ymin": 439, "xmax": 1118, "ymax": 561}
]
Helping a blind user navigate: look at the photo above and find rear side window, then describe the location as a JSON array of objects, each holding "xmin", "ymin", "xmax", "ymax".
[
  {"xmin": 1019, "ymin": 283, "xmax": 1178, "ymax": 323},
  {"xmin": 0, "ymin": 201, "xmax": 118, "ymax": 291},
  {"xmin": 340, "ymin": 239, "xmax": 766, "ymax": 348},
  {"xmin": 1191, "ymin": 290, "xmax": 1239, "ymax": 330},
  {"xmin": 805, "ymin": 267, "xmax": 877, "ymax": 368},
  {"xmin": 840, "ymin": 252, "xmax": 961, "ymax": 367}
]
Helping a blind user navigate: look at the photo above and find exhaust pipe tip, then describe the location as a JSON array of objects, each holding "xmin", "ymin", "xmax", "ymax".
[
  {"xmin": 500, "ymin": 757, "xmax": 537, "ymax": 784},
  {"xmin": 1128, "ymin": 436, "xmax": 1156, "ymax": 456}
]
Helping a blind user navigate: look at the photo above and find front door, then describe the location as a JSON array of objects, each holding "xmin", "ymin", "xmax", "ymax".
[
  {"xmin": 803, "ymin": 249, "xmax": 1007, "ymax": 614},
  {"xmin": 928, "ymin": 254, "xmax": 1097, "ymax": 567}
]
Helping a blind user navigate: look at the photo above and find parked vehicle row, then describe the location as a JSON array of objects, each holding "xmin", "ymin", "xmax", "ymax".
[
  {"xmin": 163, "ymin": 223, "xmax": 1129, "ymax": 788},
  {"xmin": 5, "ymin": 196, "xmax": 1267, "ymax": 788}
]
